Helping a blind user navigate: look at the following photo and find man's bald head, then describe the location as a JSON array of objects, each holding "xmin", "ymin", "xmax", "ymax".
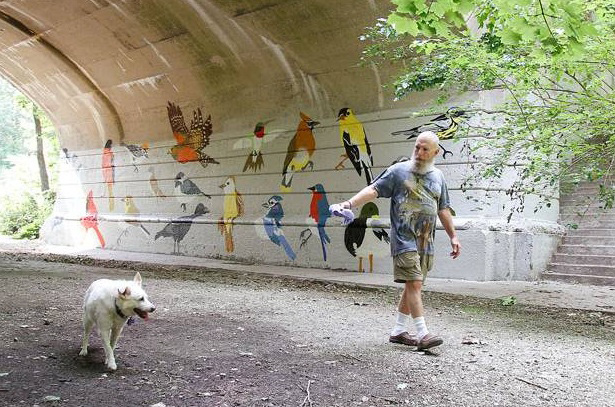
[
  {"xmin": 411, "ymin": 131, "xmax": 440, "ymax": 174},
  {"xmin": 415, "ymin": 131, "xmax": 440, "ymax": 148}
]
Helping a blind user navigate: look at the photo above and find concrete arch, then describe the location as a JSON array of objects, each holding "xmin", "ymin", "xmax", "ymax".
[{"xmin": 0, "ymin": 1, "xmax": 562, "ymax": 280}]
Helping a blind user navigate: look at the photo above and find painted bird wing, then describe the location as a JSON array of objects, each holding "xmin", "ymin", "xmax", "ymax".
[
  {"xmin": 363, "ymin": 130, "xmax": 373, "ymax": 165},
  {"xmin": 344, "ymin": 218, "xmax": 366, "ymax": 256},
  {"xmin": 282, "ymin": 135, "xmax": 297, "ymax": 173},
  {"xmin": 236, "ymin": 191, "xmax": 244, "ymax": 218},
  {"xmin": 167, "ymin": 102, "xmax": 189, "ymax": 144},
  {"xmin": 188, "ymin": 108, "xmax": 212, "ymax": 151},
  {"xmin": 342, "ymin": 131, "xmax": 362, "ymax": 175}
]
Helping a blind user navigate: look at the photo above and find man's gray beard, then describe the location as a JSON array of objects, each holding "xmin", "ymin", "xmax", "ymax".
[{"xmin": 409, "ymin": 158, "xmax": 435, "ymax": 174}]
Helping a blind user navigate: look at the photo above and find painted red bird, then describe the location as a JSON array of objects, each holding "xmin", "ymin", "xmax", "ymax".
[
  {"xmin": 80, "ymin": 191, "xmax": 106, "ymax": 248},
  {"xmin": 102, "ymin": 139, "xmax": 115, "ymax": 211}
]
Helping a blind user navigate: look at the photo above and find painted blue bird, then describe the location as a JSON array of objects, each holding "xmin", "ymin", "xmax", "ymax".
[
  {"xmin": 308, "ymin": 184, "xmax": 331, "ymax": 261},
  {"xmin": 262, "ymin": 195, "xmax": 296, "ymax": 261}
]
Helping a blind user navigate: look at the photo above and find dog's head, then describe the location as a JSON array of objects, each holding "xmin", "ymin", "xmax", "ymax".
[{"xmin": 117, "ymin": 272, "xmax": 156, "ymax": 320}]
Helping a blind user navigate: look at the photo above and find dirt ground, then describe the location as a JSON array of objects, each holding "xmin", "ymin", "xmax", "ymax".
[{"xmin": 0, "ymin": 251, "xmax": 613, "ymax": 407}]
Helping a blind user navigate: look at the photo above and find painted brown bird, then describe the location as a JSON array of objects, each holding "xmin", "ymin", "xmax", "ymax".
[
  {"xmin": 280, "ymin": 112, "xmax": 320, "ymax": 192},
  {"xmin": 167, "ymin": 102, "xmax": 219, "ymax": 168},
  {"xmin": 147, "ymin": 166, "xmax": 167, "ymax": 198},
  {"xmin": 102, "ymin": 139, "xmax": 115, "ymax": 211},
  {"xmin": 80, "ymin": 191, "xmax": 105, "ymax": 248},
  {"xmin": 121, "ymin": 142, "xmax": 149, "ymax": 172}
]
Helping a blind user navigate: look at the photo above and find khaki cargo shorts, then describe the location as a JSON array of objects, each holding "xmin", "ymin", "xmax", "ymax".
[{"xmin": 393, "ymin": 251, "xmax": 434, "ymax": 283}]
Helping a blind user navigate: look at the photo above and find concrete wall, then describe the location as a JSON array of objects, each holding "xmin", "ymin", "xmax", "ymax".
[{"xmin": 0, "ymin": 0, "xmax": 564, "ymax": 281}]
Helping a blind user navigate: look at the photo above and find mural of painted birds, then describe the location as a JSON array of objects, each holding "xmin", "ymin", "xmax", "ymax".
[
  {"xmin": 117, "ymin": 195, "xmax": 150, "ymax": 244},
  {"xmin": 344, "ymin": 202, "xmax": 390, "ymax": 273},
  {"xmin": 391, "ymin": 107, "xmax": 468, "ymax": 159},
  {"xmin": 336, "ymin": 107, "xmax": 374, "ymax": 185},
  {"xmin": 218, "ymin": 176, "xmax": 244, "ymax": 253},
  {"xmin": 154, "ymin": 203, "xmax": 209, "ymax": 254},
  {"xmin": 262, "ymin": 195, "xmax": 296, "ymax": 260},
  {"xmin": 280, "ymin": 112, "xmax": 320, "ymax": 192},
  {"xmin": 80, "ymin": 191, "xmax": 105, "ymax": 248},
  {"xmin": 308, "ymin": 183, "xmax": 331, "ymax": 262},
  {"xmin": 102, "ymin": 139, "xmax": 115, "ymax": 211},
  {"xmin": 174, "ymin": 172, "xmax": 211, "ymax": 211},
  {"xmin": 236, "ymin": 120, "xmax": 277, "ymax": 172},
  {"xmin": 147, "ymin": 166, "xmax": 167, "ymax": 198},
  {"xmin": 167, "ymin": 102, "xmax": 219, "ymax": 168},
  {"xmin": 121, "ymin": 142, "xmax": 149, "ymax": 172}
]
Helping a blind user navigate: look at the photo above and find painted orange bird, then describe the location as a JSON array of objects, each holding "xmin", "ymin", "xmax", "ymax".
[
  {"xmin": 166, "ymin": 102, "xmax": 219, "ymax": 168},
  {"xmin": 102, "ymin": 139, "xmax": 115, "ymax": 211},
  {"xmin": 80, "ymin": 191, "xmax": 106, "ymax": 248},
  {"xmin": 280, "ymin": 112, "xmax": 320, "ymax": 192}
]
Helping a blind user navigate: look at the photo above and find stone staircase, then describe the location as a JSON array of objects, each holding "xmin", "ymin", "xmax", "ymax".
[{"xmin": 543, "ymin": 182, "xmax": 615, "ymax": 286}]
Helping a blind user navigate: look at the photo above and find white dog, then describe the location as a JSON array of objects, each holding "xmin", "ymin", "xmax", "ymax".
[{"xmin": 79, "ymin": 272, "xmax": 156, "ymax": 370}]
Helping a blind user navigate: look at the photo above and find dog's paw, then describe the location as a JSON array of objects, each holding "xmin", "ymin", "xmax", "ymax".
[
  {"xmin": 106, "ymin": 361, "xmax": 117, "ymax": 371},
  {"xmin": 79, "ymin": 348, "xmax": 88, "ymax": 356}
]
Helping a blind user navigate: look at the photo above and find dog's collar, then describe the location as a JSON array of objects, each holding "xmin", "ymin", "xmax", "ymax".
[{"xmin": 114, "ymin": 299, "xmax": 129, "ymax": 319}]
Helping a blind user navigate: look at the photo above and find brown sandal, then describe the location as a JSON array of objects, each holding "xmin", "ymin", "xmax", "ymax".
[{"xmin": 389, "ymin": 332, "xmax": 419, "ymax": 346}]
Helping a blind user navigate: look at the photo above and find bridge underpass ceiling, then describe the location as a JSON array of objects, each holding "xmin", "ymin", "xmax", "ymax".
[{"xmin": 0, "ymin": 0, "xmax": 418, "ymax": 150}]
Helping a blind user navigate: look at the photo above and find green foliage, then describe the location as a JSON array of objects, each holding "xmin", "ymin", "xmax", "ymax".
[
  {"xmin": 363, "ymin": 1, "xmax": 615, "ymax": 218},
  {"xmin": 0, "ymin": 190, "xmax": 55, "ymax": 239},
  {"xmin": 0, "ymin": 80, "xmax": 28, "ymax": 169},
  {"xmin": 499, "ymin": 295, "xmax": 517, "ymax": 306}
]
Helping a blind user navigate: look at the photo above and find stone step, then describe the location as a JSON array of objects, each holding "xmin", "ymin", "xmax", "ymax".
[
  {"xmin": 557, "ymin": 244, "xmax": 615, "ymax": 256},
  {"xmin": 559, "ymin": 219, "xmax": 615, "ymax": 228},
  {"xmin": 547, "ymin": 263, "xmax": 615, "ymax": 277},
  {"xmin": 542, "ymin": 271, "xmax": 615, "ymax": 286},
  {"xmin": 563, "ymin": 235, "xmax": 615, "ymax": 245},
  {"xmin": 552, "ymin": 253, "xmax": 615, "ymax": 266},
  {"xmin": 567, "ymin": 229, "xmax": 615, "ymax": 237}
]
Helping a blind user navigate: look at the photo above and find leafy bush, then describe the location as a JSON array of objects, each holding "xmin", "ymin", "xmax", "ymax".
[{"xmin": 0, "ymin": 190, "xmax": 55, "ymax": 239}]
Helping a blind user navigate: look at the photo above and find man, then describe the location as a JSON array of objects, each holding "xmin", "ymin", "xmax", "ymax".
[{"xmin": 331, "ymin": 131, "xmax": 460, "ymax": 350}]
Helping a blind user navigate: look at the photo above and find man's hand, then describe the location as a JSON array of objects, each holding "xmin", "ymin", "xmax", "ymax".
[{"xmin": 450, "ymin": 236, "xmax": 461, "ymax": 259}]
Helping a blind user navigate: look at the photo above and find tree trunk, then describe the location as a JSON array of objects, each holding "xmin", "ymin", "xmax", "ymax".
[{"xmin": 34, "ymin": 110, "xmax": 49, "ymax": 192}]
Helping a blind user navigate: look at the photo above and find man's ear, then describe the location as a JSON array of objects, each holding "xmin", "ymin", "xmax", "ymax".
[{"xmin": 133, "ymin": 272, "xmax": 142, "ymax": 287}]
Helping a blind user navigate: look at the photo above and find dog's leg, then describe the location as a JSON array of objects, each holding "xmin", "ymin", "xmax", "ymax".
[
  {"xmin": 98, "ymin": 325, "xmax": 117, "ymax": 371},
  {"xmin": 110, "ymin": 321, "xmax": 126, "ymax": 350},
  {"xmin": 79, "ymin": 315, "xmax": 94, "ymax": 356}
]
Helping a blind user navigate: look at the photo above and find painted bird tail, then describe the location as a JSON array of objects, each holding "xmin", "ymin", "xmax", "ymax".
[
  {"xmin": 243, "ymin": 152, "xmax": 264, "ymax": 172},
  {"xmin": 364, "ymin": 163, "xmax": 373, "ymax": 185},
  {"xmin": 93, "ymin": 226, "xmax": 106, "ymax": 248},
  {"xmin": 317, "ymin": 227, "xmax": 329, "ymax": 261},
  {"xmin": 279, "ymin": 235, "xmax": 296, "ymax": 260}
]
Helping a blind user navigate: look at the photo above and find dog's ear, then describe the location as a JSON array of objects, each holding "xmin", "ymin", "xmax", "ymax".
[
  {"xmin": 118, "ymin": 287, "xmax": 131, "ymax": 297},
  {"xmin": 133, "ymin": 272, "xmax": 142, "ymax": 287}
]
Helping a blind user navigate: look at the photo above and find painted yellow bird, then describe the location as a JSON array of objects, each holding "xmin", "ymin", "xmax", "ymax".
[
  {"xmin": 218, "ymin": 176, "xmax": 244, "ymax": 253},
  {"xmin": 336, "ymin": 107, "xmax": 373, "ymax": 185},
  {"xmin": 117, "ymin": 195, "xmax": 150, "ymax": 244}
]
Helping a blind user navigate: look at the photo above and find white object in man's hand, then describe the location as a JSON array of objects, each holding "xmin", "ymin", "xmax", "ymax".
[{"xmin": 329, "ymin": 204, "xmax": 355, "ymax": 225}]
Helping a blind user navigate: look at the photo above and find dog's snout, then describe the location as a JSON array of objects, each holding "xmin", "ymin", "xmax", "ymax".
[{"xmin": 150, "ymin": 306, "xmax": 156, "ymax": 312}]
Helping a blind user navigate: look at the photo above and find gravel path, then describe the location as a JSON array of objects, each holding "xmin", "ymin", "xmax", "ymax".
[{"xmin": 0, "ymin": 253, "xmax": 613, "ymax": 407}]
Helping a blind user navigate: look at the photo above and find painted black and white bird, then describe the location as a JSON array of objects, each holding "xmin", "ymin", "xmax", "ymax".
[
  {"xmin": 120, "ymin": 142, "xmax": 149, "ymax": 172},
  {"xmin": 174, "ymin": 172, "xmax": 211, "ymax": 211},
  {"xmin": 344, "ymin": 202, "xmax": 390, "ymax": 273},
  {"xmin": 154, "ymin": 203, "xmax": 209, "ymax": 254},
  {"xmin": 391, "ymin": 107, "xmax": 468, "ymax": 159},
  {"xmin": 298, "ymin": 228, "xmax": 312, "ymax": 251}
]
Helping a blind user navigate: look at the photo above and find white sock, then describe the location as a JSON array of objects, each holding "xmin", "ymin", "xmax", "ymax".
[
  {"xmin": 413, "ymin": 316, "xmax": 429, "ymax": 340},
  {"xmin": 390, "ymin": 311, "xmax": 410, "ymax": 336}
]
